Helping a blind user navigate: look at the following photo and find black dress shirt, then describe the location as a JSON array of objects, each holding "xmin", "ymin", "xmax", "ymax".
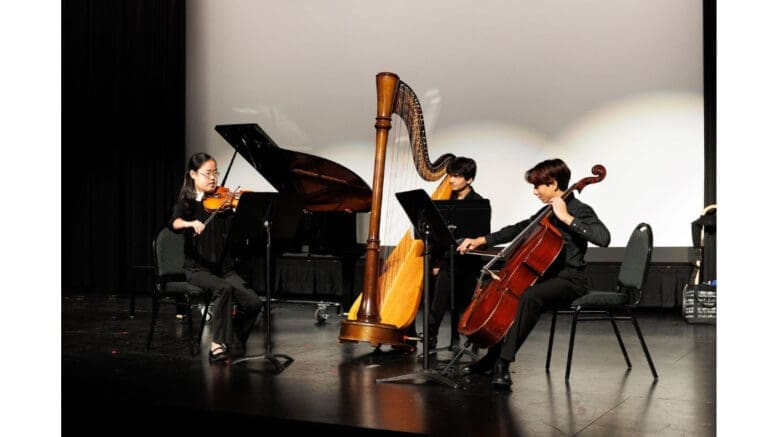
[{"xmin": 484, "ymin": 194, "xmax": 610, "ymax": 274}]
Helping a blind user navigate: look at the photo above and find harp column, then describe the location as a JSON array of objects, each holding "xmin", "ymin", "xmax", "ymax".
[{"xmin": 339, "ymin": 72, "xmax": 406, "ymax": 346}]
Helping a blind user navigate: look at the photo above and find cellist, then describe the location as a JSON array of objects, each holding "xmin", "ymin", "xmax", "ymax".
[{"xmin": 456, "ymin": 158, "xmax": 610, "ymax": 388}]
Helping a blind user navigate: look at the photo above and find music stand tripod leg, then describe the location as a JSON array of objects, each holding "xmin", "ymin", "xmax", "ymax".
[
  {"xmin": 376, "ymin": 223, "xmax": 458, "ymax": 389},
  {"xmin": 440, "ymin": 340, "xmax": 474, "ymax": 376},
  {"xmin": 231, "ymin": 219, "xmax": 294, "ymax": 373}
]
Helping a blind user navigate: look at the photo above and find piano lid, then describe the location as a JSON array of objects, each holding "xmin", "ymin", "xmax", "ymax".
[{"xmin": 215, "ymin": 123, "xmax": 372, "ymax": 212}]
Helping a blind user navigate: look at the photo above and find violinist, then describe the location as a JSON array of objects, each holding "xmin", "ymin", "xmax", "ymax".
[
  {"xmin": 170, "ymin": 152, "xmax": 263, "ymax": 363},
  {"xmin": 457, "ymin": 158, "xmax": 610, "ymax": 388}
]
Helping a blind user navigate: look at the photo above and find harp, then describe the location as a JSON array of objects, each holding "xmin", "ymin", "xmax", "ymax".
[{"xmin": 339, "ymin": 72, "xmax": 454, "ymax": 347}]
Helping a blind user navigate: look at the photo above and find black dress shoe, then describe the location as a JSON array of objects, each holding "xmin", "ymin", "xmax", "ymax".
[
  {"xmin": 492, "ymin": 359, "xmax": 512, "ymax": 388},
  {"xmin": 208, "ymin": 345, "xmax": 229, "ymax": 363},
  {"xmin": 462, "ymin": 353, "xmax": 498, "ymax": 375}
]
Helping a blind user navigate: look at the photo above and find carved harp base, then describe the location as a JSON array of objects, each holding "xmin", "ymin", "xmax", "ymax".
[{"xmin": 338, "ymin": 320, "xmax": 407, "ymax": 348}]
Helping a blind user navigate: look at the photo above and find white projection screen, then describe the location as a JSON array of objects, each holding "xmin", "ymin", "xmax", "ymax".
[{"xmin": 186, "ymin": 0, "xmax": 704, "ymax": 248}]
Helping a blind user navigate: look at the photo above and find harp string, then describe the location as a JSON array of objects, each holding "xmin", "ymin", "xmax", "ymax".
[
  {"xmin": 376, "ymin": 78, "xmax": 449, "ymax": 311},
  {"xmin": 378, "ymin": 110, "xmax": 416, "ymax": 299}
]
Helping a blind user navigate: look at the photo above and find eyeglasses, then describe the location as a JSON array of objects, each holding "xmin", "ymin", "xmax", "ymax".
[{"xmin": 198, "ymin": 171, "xmax": 220, "ymax": 179}]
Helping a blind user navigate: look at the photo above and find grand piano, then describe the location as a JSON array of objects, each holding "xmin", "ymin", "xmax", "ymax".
[{"xmin": 216, "ymin": 123, "xmax": 371, "ymax": 303}]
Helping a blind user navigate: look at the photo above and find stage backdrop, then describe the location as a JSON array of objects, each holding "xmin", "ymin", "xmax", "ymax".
[{"xmin": 186, "ymin": 0, "xmax": 705, "ymax": 249}]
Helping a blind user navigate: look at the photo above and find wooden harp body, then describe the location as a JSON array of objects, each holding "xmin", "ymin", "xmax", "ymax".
[{"xmin": 339, "ymin": 72, "xmax": 454, "ymax": 347}]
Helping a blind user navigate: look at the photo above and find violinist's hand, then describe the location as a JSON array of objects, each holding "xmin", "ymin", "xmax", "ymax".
[
  {"xmin": 190, "ymin": 220, "xmax": 205, "ymax": 235},
  {"xmin": 457, "ymin": 237, "xmax": 484, "ymax": 254},
  {"xmin": 547, "ymin": 197, "xmax": 573, "ymax": 225}
]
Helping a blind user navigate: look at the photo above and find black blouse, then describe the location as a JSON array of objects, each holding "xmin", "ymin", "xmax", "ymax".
[{"xmin": 169, "ymin": 197, "xmax": 236, "ymax": 275}]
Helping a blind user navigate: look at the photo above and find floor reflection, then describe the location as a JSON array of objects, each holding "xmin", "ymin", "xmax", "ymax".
[{"xmin": 63, "ymin": 295, "xmax": 716, "ymax": 436}]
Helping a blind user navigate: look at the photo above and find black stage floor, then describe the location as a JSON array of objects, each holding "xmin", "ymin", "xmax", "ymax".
[{"xmin": 62, "ymin": 294, "xmax": 715, "ymax": 436}]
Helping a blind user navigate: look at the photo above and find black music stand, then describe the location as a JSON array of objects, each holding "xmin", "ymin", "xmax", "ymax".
[
  {"xmin": 229, "ymin": 192, "xmax": 304, "ymax": 373},
  {"xmin": 375, "ymin": 189, "xmax": 460, "ymax": 388},
  {"xmin": 428, "ymin": 199, "xmax": 491, "ymax": 359},
  {"xmin": 418, "ymin": 247, "xmax": 481, "ymax": 363}
]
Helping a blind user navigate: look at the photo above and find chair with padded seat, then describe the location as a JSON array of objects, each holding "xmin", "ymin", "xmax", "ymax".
[
  {"xmin": 545, "ymin": 222, "xmax": 658, "ymax": 380},
  {"xmin": 146, "ymin": 227, "xmax": 213, "ymax": 357}
]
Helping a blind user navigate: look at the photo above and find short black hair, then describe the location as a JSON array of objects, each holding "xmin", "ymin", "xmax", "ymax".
[
  {"xmin": 525, "ymin": 158, "xmax": 571, "ymax": 190},
  {"xmin": 446, "ymin": 156, "xmax": 477, "ymax": 180}
]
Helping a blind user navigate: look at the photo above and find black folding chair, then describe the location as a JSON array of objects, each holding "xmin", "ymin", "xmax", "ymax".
[{"xmin": 546, "ymin": 222, "xmax": 658, "ymax": 380}]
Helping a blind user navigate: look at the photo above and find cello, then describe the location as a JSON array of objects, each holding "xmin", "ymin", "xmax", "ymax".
[{"xmin": 457, "ymin": 164, "xmax": 606, "ymax": 348}]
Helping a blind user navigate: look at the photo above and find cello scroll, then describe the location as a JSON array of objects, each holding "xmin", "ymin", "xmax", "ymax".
[{"xmin": 569, "ymin": 164, "xmax": 606, "ymax": 194}]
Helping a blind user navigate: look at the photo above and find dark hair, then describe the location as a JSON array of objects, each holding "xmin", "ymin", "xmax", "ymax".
[
  {"xmin": 178, "ymin": 152, "xmax": 215, "ymax": 200},
  {"xmin": 525, "ymin": 158, "xmax": 570, "ymax": 191},
  {"xmin": 446, "ymin": 156, "xmax": 477, "ymax": 180}
]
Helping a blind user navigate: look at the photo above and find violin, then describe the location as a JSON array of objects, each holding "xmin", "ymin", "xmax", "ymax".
[
  {"xmin": 203, "ymin": 186, "xmax": 248, "ymax": 213},
  {"xmin": 196, "ymin": 152, "xmax": 251, "ymax": 231},
  {"xmin": 198, "ymin": 186, "xmax": 250, "ymax": 232}
]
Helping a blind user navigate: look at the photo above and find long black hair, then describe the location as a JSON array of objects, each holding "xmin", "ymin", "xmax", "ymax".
[{"xmin": 177, "ymin": 152, "xmax": 215, "ymax": 200}]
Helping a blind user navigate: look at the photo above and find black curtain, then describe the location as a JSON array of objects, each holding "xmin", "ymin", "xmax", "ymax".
[
  {"xmin": 701, "ymin": 0, "xmax": 716, "ymax": 282},
  {"xmin": 62, "ymin": 0, "xmax": 186, "ymax": 294},
  {"xmin": 703, "ymin": 0, "xmax": 716, "ymax": 207}
]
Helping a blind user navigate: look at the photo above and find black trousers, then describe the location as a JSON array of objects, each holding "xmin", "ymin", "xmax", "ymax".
[
  {"xmin": 493, "ymin": 270, "xmax": 588, "ymax": 363},
  {"xmin": 187, "ymin": 269, "xmax": 263, "ymax": 347},
  {"xmin": 427, "ymin": 262, "xmax": 480, "ymax": 338}
]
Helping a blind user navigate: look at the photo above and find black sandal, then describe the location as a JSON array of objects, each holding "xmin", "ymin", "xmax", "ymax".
[{"xmin": 208, "ymin": 344, "xmax": 228, "ymax": 362}]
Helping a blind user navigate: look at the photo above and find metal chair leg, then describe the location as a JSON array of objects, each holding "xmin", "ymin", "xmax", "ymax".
[
  {"xmin": 185, "ymin": 297, "xmax": 196, "ymax": 357},
  {"xmin": 630, "ymin": 313, "xmax": 658, "ymax": 379},
  {"xmin": 146, "ymin": 298, "xmax": 160, "ymax": 350},
  {"xmin": 609, "ymin": 314, "xmax": 632, "ymax": 368},
  {"xmin": 545, "ymin": 310, "xmax": 558, "ymax": 371},
  {"xmin": 564, "ymin": 308, "xmax": 579, "ymax": 380}
]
